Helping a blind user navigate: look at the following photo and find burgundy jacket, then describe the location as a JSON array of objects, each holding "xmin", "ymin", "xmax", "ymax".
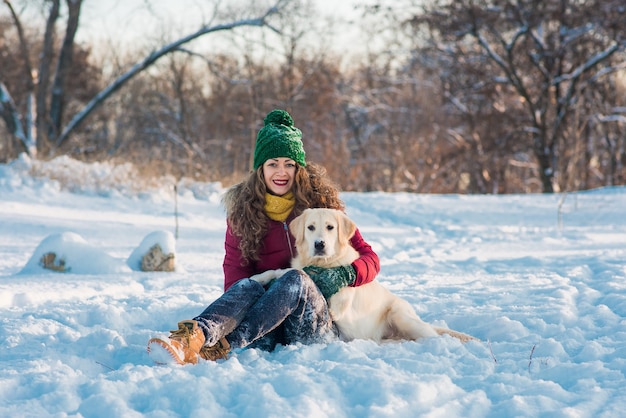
[{"xmin": 223, "ymin": 212, "xmax": 380, "ymax": 291}]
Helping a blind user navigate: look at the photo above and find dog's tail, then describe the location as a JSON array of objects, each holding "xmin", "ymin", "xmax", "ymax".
[{"xmin": 433, "ymin": 327, "xmax": 478, "ymax": 343}]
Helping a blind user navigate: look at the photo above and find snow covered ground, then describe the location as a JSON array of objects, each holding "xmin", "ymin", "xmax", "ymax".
[{"xmin": 1, "ymin": 155, "xmax": 625, "ymax": 417}]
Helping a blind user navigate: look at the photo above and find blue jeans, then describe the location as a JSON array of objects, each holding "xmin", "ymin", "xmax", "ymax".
[{"xmin": 194, "ymin": 270, "xmax": 337, "ymax": 351}]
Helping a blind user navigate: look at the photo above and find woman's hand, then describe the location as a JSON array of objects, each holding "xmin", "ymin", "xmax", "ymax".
[{"xmin": 302, "ymin": 265, "xmax": 356, "ymax": 299}]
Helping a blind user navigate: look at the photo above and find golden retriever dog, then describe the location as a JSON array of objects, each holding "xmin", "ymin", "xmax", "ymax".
[{"xmin": 251, "ymin": 208, "xmax": 476, "ymax": 343}]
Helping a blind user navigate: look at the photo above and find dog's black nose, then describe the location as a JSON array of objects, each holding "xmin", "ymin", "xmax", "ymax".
[{"xmin": 314, "ymin": 240, "xmax": 325, "ymax": 251}]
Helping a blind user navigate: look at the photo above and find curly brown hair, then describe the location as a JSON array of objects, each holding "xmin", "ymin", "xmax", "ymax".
[{"xmin": 223, "ymin": 162, "xmax": 345, "ymax": 264}]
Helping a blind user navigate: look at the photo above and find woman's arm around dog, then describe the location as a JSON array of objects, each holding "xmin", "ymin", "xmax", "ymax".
[{"xmin": 349, "ymin": 228, "xmax": 380, "ymax": 287}]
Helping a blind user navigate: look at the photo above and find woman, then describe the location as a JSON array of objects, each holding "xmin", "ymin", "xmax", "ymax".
[{"xmin": 147, "ymin": 109, "xmax": 379, "ymax": 365}]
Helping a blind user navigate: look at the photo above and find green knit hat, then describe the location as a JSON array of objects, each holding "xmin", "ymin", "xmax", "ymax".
[{"xmin": 253, "ymin": 109, "xmax": 306, "ymax": 169}]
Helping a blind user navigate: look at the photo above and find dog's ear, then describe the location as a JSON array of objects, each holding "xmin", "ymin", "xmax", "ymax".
[
  {"xmin": 337, "ymin": 210, "xmax": 357, "ymax": 246},
  {"xmin": 289, "ymin": 210, "xmax": 307, "ymax": 248}
]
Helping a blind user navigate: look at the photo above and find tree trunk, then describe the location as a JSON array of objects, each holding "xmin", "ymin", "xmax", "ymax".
[
  {"xmin": 48, "ymin": 0, "xmax": 83, "ymax": 143},
  {"xmin": 36, "ymin": 0, "xmax": 60, "ymax": 154},
  {"xmin": 534, "ymin": 142, "xmax": 554, "ymax": 193}
]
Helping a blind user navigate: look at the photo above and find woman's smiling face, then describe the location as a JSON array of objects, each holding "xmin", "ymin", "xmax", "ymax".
[{"xmin": 262, "ymin": 158, "xmax": 297, "ymax": 196}]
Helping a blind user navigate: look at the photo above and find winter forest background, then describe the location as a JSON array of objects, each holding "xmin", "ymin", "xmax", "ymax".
[
  {"xmin": 1, "ymin": 0, "xmax": 626, "ymax": 194},
  {"xmin": 2, "ymin": 3, "xmax": 626, "ymax": 416}
]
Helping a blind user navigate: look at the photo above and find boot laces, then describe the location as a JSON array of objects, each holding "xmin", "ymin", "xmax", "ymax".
[
  {"xmin": 169, "ymin": 323, "xmax": 193, "ymax": 345},
  {"xmin": 199, "ymin": 338, "xmax": 230, "ymax": 361}
]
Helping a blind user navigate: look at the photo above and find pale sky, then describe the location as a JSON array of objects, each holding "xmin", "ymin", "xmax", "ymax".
[
  {"xmin": 64, "ymin": 0, "xmax": 386, "ymax": 74},
  {"xmin": 77, "ymin": 0, "xmax": 364, "ymax": 52}
]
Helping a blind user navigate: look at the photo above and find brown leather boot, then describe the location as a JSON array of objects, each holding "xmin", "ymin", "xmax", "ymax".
[{"xmin": 147, "ymin": 320, "xmax": 206, "ymax": 365}]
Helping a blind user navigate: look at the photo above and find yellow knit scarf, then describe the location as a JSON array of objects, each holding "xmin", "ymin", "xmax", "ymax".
[{"xmin": 264, "ymin": 191, "xmax": 295, "ymax": 222}]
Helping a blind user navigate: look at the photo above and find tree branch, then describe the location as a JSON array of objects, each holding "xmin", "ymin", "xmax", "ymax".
[
  {"xmin": 552, "ymin": 42, "xmax": 622, "ymax": 85},
  {"xmin": 3, "ymin": 0, "xmax": 37, "ymax": 156},
  {"xmin": 0, "ymin": 82, "xmax": 35, "ymax": 155},
  {"xmin": 474, "ymin": 31, "xmax": 538, "ymax": 125},
  {"xmin": 55, "ymin": 4, "xmax": 283, "ymax": 148}
]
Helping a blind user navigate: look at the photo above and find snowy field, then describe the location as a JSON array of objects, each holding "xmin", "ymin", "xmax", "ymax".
[{"xmin": 1, "ymin": 155, "xmax": 625, "ymax": 417}]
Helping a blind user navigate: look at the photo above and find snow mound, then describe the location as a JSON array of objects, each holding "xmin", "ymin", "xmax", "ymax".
[{"xmin": 20, "ymin": 231, "xmax": 130, "ymax": 274}]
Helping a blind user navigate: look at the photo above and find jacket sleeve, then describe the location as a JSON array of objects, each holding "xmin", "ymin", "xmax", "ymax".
[
  {"xmin": 349, "ymin": 228, "xmax": 380, "ymax": 287},
  {"xmin": 223, "ymin": 222, "xmax": 254, "ymax": 291}
]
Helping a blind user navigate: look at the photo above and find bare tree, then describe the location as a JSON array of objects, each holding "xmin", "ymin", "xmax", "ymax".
[
  {"xmin": 412, "ymin": 0, "xmax": 626, "ymax": 192},
  {"xmin": 1, "ymin": 0, "xmax": 36, "ymax": 156},
  {"xmin": 1, "ymin": 0, "xmax": 288, "ymax": 157}
]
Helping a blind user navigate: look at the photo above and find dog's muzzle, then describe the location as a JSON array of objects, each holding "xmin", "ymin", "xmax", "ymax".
[{"xmin": 314, "ymin": 240, "xmax": 326, "ymax": 256}]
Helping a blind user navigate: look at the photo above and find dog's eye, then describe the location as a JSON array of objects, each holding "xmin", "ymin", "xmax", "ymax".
[
  {"xmin": 307, "ymin": 225, "xmax": 315, "ymax": 231},
  {"xmin": 326, "ymin": 225, "xmax": 334, "ymax": 231}
]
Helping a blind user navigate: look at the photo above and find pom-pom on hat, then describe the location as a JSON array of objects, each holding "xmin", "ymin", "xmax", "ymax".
[{"xmin": 253, "ymin": 109, "xmax": 306, "ymax": 169}]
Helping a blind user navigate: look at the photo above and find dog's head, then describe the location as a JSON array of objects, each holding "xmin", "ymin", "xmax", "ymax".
[{"xmin": 289, "ymin": 208, "xmax": 357, "ymax": 264}]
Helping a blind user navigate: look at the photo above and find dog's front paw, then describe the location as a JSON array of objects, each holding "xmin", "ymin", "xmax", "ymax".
[
  {"xmin": 250, "ymin": 270, "xmax": 279, "ymax": 285},
  {"xmin": 274, "ymin": 268, "xmax": 295, "ymax": 277}
]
